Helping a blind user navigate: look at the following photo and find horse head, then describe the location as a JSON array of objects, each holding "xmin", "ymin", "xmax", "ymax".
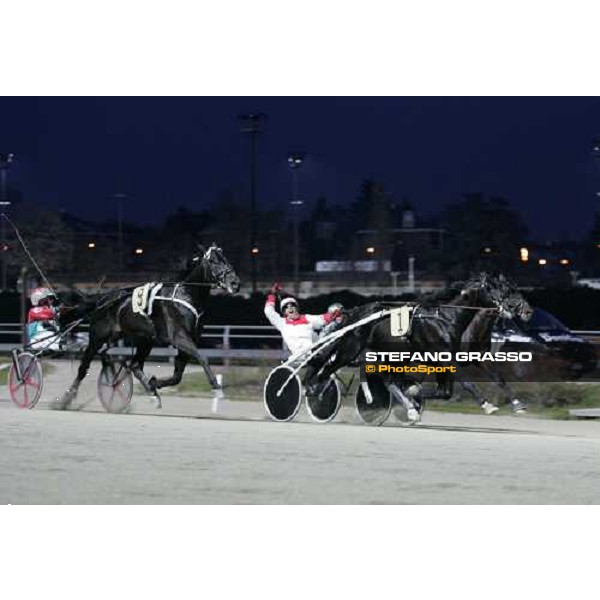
[
  {"xmin": 189, "ymin": 243, "xmax": 241, "ymax": 294},
  {"xmin": 469, "ymin": 272, "xmax": 533, "ymax": 322}
]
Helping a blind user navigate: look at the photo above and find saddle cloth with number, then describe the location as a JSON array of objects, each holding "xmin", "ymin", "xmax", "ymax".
[
  {"xmin": 390, "ymin": 305, "xmax": 414, "ymax": 337},
  {"xmin": 132, "ymin": 283, "xmax": 164, "ymax": 316}
]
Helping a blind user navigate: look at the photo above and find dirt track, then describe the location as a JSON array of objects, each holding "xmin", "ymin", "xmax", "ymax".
[{"xmin": 2, "ymin": 360, "xmax": 600, "ymax": 504}]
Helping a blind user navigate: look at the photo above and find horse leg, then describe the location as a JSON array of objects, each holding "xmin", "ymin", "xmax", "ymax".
[
  {"xmin": 459, "ymin": 380, "xmax": 499, "ymax": 414},
  {"xmin": 151, "ymin": 352, "xmax": 189, "ymax": 390},
  {"xmin": 129, "ymin": 340, "xmax": 163, "ymax": 408},
  {"xmin": 478, "ymin": 365, "xmax": 526, "ymax": 413},
  {"xmin": 58, "ymin": 336, "xmax": 104, "ymax": 409},
  {"xmin": 387, "ymin": 381, "xmax": 421, "ymax": 424},
  {"xmin": 169, "ymin": 333, "xmax": 221, "ymax": 394},
  {"xmin": 305, "ymin": 359, "xmax": 328, "ymax": 398},
  {"xmin": 305, "ymin": 337, "xmax": 360, "ymax": 398}
]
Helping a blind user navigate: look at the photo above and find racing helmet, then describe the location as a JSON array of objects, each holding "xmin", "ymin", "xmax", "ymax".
[
  {"xmin": 30, "ymin": 287, "xmax": 56, "ymax": 306},
  {"xmin": 328, "ymin": 302, "xmax": 344, "ymax": 313},
  {"xmin": 280, "ymin": 297, "xmax": 299, "ymax": 311}
]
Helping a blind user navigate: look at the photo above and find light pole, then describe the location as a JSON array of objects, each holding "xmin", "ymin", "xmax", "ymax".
[
  {"xmin": 288, "ymin": 152, "xmax": 305, "ymax": 294},
  {"xmin": 239, "ymin": 113, "xmax": 267, "ymax": 294},
  {"xmin": 0, "ymin": 153, "xmax": 14, "ymax": 291}
]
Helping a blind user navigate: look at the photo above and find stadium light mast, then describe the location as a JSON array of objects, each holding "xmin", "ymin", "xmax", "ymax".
[
  {"xmin": 0, "ymin": 153, "xmax": 14, "ymax": 291},
  {"xmin": 239, "ymin": 113, "xmax": 267, "ymax": 294},
  {"xmin": 288, "ymin": 152, "xmax": 305, "ymax": 295}
]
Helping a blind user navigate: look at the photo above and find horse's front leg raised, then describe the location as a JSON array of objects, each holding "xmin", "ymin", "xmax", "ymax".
[{"xmin": 151, "ymin": 353, "xmax": 189, "ymax": 390}]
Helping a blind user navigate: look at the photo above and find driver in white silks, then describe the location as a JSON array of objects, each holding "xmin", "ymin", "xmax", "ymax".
[
  {"xmin": 27, "ymin": 287, "xmax": 62, "ymax": 351},
  {"xmin": 263, "ymin": 283, "xmax": 341, "ymax": 359}
]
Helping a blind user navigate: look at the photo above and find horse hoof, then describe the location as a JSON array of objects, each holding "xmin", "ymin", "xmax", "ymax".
[
  {"xmin": 511, "ymin": 400, "xmax": 527, "ymax": 413},
  {"xmin": 55, "ymin": 390, "xmax": 76, "ymax": 410},
  {"xmin": 481, "ymin": 401, "xmax": 499, "ymax": 415},
  {"xmin": 406, "ymin": 408, "xmax": 422, "ymax": 424}
]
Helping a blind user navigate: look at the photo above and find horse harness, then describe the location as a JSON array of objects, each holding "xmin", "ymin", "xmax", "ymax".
[
  {"xmin": 124, "ymin": 282, "xmax": 203, "ymax": 324},
  {"xmin": 387, "ymin": 303, "xmax": 499, "ymax": 337}
]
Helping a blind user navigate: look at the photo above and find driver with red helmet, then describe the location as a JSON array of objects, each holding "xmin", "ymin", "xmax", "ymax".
[
  {"xmin": 263, "ymin": 283, "xmax": 341, "ymax": 358},
  {"xmin": 27, "ymin": 287, "xmax": 61, "ymax": 351}
]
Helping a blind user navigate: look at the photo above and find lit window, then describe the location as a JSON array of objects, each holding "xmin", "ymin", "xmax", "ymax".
[{"xmin": 519, "ymin": 247, "xmax": 529, "ymax": 262}]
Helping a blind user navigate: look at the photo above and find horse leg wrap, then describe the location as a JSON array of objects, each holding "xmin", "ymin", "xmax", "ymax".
[{"xmin": 388, "ymin": 383, "xmax": 415, "ymax": 411}]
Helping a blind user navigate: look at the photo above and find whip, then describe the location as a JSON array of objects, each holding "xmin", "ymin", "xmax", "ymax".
[{"xmin": 0, "ymin": 212, "xmax": 59, "ymax": 299}]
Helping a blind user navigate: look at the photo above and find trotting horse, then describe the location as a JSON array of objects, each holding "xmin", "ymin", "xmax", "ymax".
[
  {"xmin": 58, "ymin": 244, "xmax": 240, "ymax": 408},
  {"xmin": 304, "ymin": 273, "xmax": 533, "ymax": 420}
]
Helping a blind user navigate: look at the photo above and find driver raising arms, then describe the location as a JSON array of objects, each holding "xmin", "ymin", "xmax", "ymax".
[{"xmin": 264, "ymin": 283, "xmax": 341, "ymax": 357}]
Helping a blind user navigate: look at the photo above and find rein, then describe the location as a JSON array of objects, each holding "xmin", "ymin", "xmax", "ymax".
[{"xmin": 435, "ymin": 304, "xmax": 499, "ymax": 311}]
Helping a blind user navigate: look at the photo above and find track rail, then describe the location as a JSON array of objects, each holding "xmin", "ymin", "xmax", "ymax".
[{"xmin": 1, "ymin": 323, "xmax": 599, "ymax": 361}]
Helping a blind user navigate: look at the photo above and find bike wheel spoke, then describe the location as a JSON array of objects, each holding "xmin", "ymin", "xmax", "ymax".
[{"xmin": 114, "ymin": 387, "xmax": 127, "ymax": 402}]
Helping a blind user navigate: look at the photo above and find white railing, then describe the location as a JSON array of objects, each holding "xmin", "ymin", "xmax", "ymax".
[
  {"xmin": 0, "ymin": 323, "xmax": 288, "ymax": 362},
  {"xmin": 1, "ymin": 323, "xmax": 599, "ymax": 362}
]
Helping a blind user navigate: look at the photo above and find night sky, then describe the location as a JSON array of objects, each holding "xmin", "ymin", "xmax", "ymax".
[{"xmin": 2, "ymin": 96, "xmax": 599, "ymax": 240}]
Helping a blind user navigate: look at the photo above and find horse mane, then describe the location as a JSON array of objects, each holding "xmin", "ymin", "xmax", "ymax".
[
  {"xmin": 174, "ymin": 258, "xmax": 200, "ymax": 282},
  {"xmin": 419, "ymin": 286, "xmax": 464, "ymax": 307}
]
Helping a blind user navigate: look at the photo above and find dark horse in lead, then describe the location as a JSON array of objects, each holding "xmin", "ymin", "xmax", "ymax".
[
  {"xmin": 305, "ymin": 273, "xmax": 533, "ymax": 422},
  {"xmin": 58, "ymin": 244, "xmax": 240, "ymax": 408}
]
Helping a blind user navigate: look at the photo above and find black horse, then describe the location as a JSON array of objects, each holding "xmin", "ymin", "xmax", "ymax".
[
  {"xmin": 435, "ymin": 280, "xmax": 536, "ymax": 413},
  {"xmin": 305, "ymin": 273, "xmax": 533, "ymax": 419},
  {"xmin": 58, "ymin": 244, "xmax": 240, "ymax": 408}
]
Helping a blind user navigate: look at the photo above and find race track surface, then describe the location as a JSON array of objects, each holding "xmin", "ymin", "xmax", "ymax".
[{"xmin": 1, "ymin": 360, "xmax": 600, "ymax": 504}]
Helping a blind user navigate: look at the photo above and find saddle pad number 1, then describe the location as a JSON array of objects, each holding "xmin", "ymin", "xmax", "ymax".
[{"xmin": 390, "ymin": 306, "xmax": 413, "ymax": 337}]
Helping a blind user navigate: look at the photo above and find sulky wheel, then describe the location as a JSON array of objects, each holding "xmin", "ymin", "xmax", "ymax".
[
  {"xmin": 8, "ymin": 351, "xmax": 43, "ymax": 409},
  {"xmin": 97, "ymin": 361, "xmax": 133, "ymax": 414},
  {"xmin": 263, "ymin": 365, "xmax": 302, "ymax": 422},
  {"xmin": 306, "ymin": 377, "xmax": 342, "ymax": 423},
  {"xmin": 355, "ymin": 376, "xmax": 392, "ymax": 426}
]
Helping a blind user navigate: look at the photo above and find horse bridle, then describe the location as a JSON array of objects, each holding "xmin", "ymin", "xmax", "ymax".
[
  {"xmin": 472, "ymin": 277, "xmax": 530, "ymax": 320},
  {"xmin": 182, "ymin": 246, "xmax": 236, "ymax": 290},
  {"xmin": 202, "ymin": 246, "xmax": 237, "ymax": 290}
]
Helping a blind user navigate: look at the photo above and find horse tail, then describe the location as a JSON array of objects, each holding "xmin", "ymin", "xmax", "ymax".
[{"xmin": 59, "ymin": 288, "xmax": 133, "ymax": 327}]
